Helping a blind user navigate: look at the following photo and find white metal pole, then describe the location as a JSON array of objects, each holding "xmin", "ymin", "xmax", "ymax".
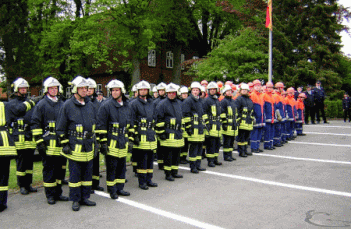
[{"xmin": 268, "ymin": 29, "xmax": 273, "ymax": 83}]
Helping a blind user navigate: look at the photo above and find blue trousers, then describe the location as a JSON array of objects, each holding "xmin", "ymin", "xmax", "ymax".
[
  {"xmin": 264, "ymin": 123, "xmax": 274, "ymax": 149},
  {"xmin": 0, "ymin": 157, "xmax": 10, "ymax": 207},
  {"xmin": 206, "ymin": 137, "xmax": 221, "ymax": 162},
  {"xmin": 273, "ymin": 123, "xmax": 281, "ymax": 146},
  {"xmin": 68, "ymin": 159, "xmax": 93, "ymax": 202},
  {"xmin": 250, "ymin": 127, "xmax": 263, "ymax": 151},
  {"xmin": 106, "ymin": 155, "xmax": 126, "ymax": 194},
  {"xmin": 135, "ymin": 149, "xmax": 154, "ymax": 185},
  {"xmin": 189, "ymin": 142, "xmax": 203, "ymax": 170},
  {"xmin": 42, "ymin": 155, "xmax": 66, "ymax": 199}
]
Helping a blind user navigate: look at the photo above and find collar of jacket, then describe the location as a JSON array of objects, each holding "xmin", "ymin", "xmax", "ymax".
[
  {"xmin": 166, "ymin": 97, "xmax": 177, "ymax": 103},
  {"xmin": 72, "ymin": 96, "xmax": 89, "ymax": 106},
  {"xmin": 225, "ymin": 96, "xmax": 233, "ymax": 100},
  {"xmin": 44, "ymin": 95, "xmax": 59, "ymax": 106},
  {"xmin": 112, "ymin": 96, "xmax": 128, "ymax": 108},
  {"xmin": 137, "ymin": 95, "xmax": 152, "ymax": 104},
  {"xmin": 209, "ymin": 94, "xmax": 218, "ymax": 100},
  {"xmin": 14, "ymin": 95, "xmax": 26, "ymax": 102},
  {"xmin": 190, "ymin": 94, "xmax": 200, "ymax": 102}
]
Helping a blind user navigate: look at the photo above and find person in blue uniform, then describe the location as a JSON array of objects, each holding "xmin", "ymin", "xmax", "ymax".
[{"xmin": 313, "ymin": 80, "xmax": 328, "ymax": 124}]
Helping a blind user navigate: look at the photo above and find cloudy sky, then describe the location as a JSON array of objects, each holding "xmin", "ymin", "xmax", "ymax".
[{"xmin": 339, "ymin": 0, "xmax": 351, "ymax": 56}]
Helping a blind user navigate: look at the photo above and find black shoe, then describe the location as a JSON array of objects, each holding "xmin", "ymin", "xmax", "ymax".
[
  {"xmin": 208, "ymin": 162, "xmax": 215, "ymax": 167},
  {"xmin": 197, "ymin": 167, "xmax": 206, "ymax": 171},
  {"xmin": 239, "ymin": 153, "xmax": 247, "ymax": 158},
  {"xmin": 47, "ymin": 197, "xmax": 56, "ymax": 205},
  {"xmin": 139, "ymin": 184, "xmax": 149, "ymax": 190},
  {"xmin": 27, "ymin": 186, "xmax": 37, "ymax": 193},
  {"xmin": 62, "ymin": 180, "xmax": 69, "ymax": 185},
  {"xmin": 93, "ymin": 186, "xmax": 104, "ymax": 191},
  {"xmin": 90, "ymin": 190, "xmax": 95, "ymax": 194},
  {"xmin": 117, "ymin": 190, "xmax": 130, "ymax": 196},
  {"xmin": 165, "ymin": 175, "xmax": 175, "ymax": 181},
  {"xmin": 264, "ymin": 147, "xmax": 273, "ymax": 150},
  {"xmin": 230, "ymin": 157, "xmax": 236, "ymax": 160},
  {"xmin": 110, "ymin": 193, "xmax": 118, "ymax": 199},
  {"xmin": 274, "ymin": 144, "xmax": 282, "ymax": 147},
  {"xmin": 0, "ymin": 205, "xmax": 7, "ymax": 212},
  {"xmin": 134, "ymin": 173, "xmax": 138, "ymax": 177},
  {"xmin": 214, "ymin": 161, "xmax": 222, "ymax": 166},
  {"xmin": 72, "ymin": 202, "xmax": 80, "ymax": 211},
  {"xmin": 147, "ymin": 182, "xmax": 158, "ymax": 187},
  {"xmin": 56, "ymin": 195, "xmax": 69, "ymax": 201},
  {"xmin": 20, "ymin": 187, "xmax": 29, "ymax": 195},
  {"xmin": 191, "ymin": 169, "xmax": 199, "ymax": 174},
  {"xmin": 258, "ymin": 149, "xmax": 264, "ymax": 152},
  {"xmin": 172, "ymin": 174, "xmax": 183, "ymax": 179},
  {"xmin": 272, "ymin": 146, "xmax": 276, "ymax": 149},
  {"xmin": 180, "ymin": 160, "xmax": 188, "ymax": 164},
  {"xmin": 224, "ymin": 157, "xmax": 233, "ymax": 162},
  {"xmin": 80, "ymin": 199, "xmax": 96, "ymax": 206},
  {"xmin": 158, "ymin": 165, "xmax": 164, "ymax": 170}
]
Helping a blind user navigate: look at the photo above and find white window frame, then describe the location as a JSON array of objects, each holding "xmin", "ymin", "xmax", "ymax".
[
  {"xmin": 148, "ymin": 50, "xmax": 156, "ymax": 67},
  {"xmin": 181, "ymin": 54, "xmax": 185, "ymax": 70},
  {"xmin": 66, "ymin": 86, "xmax": 71, "ymax": 98},
  {"xmin": 166, "ymin": 51, "xmax": 173, "ymax": 68}
]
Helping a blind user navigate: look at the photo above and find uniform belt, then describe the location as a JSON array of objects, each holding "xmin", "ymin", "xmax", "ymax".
[
  {"xmin": 227, "ymin": 115, "xmax": 234, "ymax": 119},
  {"xmin": 165, "ymin": 123, "xmax": 181, "ymax": 131},
  {"xmin": 12, "ymin": 122, "xmax": 29, "ymax": 131},
  {"xmin": 209, "ymin": 116, "xmax": 220, "ymax": 121},
  {"xmin": 68, "ymin": 130, "xmax": 95, "ymax": 139},
  {"xmin": 191, "ymin": 117, "xmax": 202, "ymax": 122},
  {"xmin": 138, "ymin": 122, "xmax": 155, "ymax": 129},
  {"xmin": 109, "ymin": 126, "xmax": 126, "ymax": 135},
  {"xmin": 0, "ymin": 126, "xmax": 7, "ymax": 131}
]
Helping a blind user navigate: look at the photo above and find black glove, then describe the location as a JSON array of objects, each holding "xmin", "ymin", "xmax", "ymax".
[
  {"xmin": 62, "ymin": 144, "xmax": 72, "ymax": 155},
  {"xmin": 186, "ymin": 128, "xmax": 193, "ymax": 136},
  {"xmin": 37, "ymin": 142, "xmax": 46, "ymax": 158},
  {"xmin": 100, "ymin": 143, "xmax": 108, "ymax": 156},
  {"xmin": 222, "ymin": 123, "xmax": 228, "ymax": 131},
  {"xmin": 133, "ymin": 134, "xmax": 140, "ymax": 146},
  {"xmin": 159, "ymin": 133, "xmax": 167, "ymax": 140},
  {"xmin": 94, "ymin": 142, "xmax": 100, "ymax": 157}
]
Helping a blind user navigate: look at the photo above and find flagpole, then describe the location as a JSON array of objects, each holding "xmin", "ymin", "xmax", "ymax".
[{"xmin": 268, "ymin": 29, "xmax": 272, "ymax": 83}]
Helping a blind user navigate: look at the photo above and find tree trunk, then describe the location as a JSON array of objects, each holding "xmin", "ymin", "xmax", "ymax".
[
  {"xmin": 172, "ymin": 45, "xmax": 182, "ymax": 85},
  {"xmin": 131, "ymin": 56, "xmax": 141, "ymax": 86}
]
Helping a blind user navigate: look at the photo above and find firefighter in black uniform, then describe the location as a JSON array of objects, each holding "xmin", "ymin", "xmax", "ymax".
[
  {"xmin": 156, "ymin": 83, "xmax": 185, "ymax": 181},
  {"xmin": 202, "ymin": 82, "xmax": 222, "ymax": 167},
  {"xmin": 31, "ymin": 77, "xmax": 69, "ymax": 205},
  {"xmin": 6, "ymin": 78, "xmax": 37, "ymax": 195},
  {"xmin": 313, "ymin": 80, "xmax": 328, "ymax": 124},
  {"xmin": 220, "ymin": 85, "xmax": 238, "ymax": 161},
  {"xmin": 130, "ymin": 84, "xmax": 138, "ymax": 175},
  {"xmin": 179, "ymin": 86, "xmax": 189, "ymax": 164},
  {"xmin": 153, "ymin": 82, "xmax": 167, "ymax": 170},
  {"xmin": 86, "ymin": 78, "xmax": 104, "ymax": 193},
  {"xmin": 0, "ymin": 100, "xmax": 17, "ymax": 212},
  {"xmin": 235, "ymin": 83, "xmax": 255, "ymax": 157},
  {"xmin": 182, "ymin": 82, "xmax": 207, "ymax": 173},
  {"xmin": 96, "ymin": 79, "xmax": 132, "ymax": 199},
  {"xmin": 130, "ymin": 80, "xmax": 158, "ymax": 190},
  {"xmin": 304, "ymin": 85, "xmax": 315, "ymax": 124},
  {"xmin": 56, "ymin": 76, "xmax": 97, "ymax": 211}
]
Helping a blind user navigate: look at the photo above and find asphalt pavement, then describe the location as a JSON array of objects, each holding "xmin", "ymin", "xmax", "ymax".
[{"xmin": 1, "ymin": 120, "xmax": 351, "ymax": 229}]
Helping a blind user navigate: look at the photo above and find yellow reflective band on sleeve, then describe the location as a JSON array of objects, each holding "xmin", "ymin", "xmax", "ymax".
[
  {"xmin": 44, "ymin": 182, "xmax": 57, "ymax": 188},
  {"xmin": 23, "ymin": 101, "xmax": 31, "ymax": 111},
  {"xmin": 0, "ymin": 186, "xmax": 9, "ymax": 191},
  {"xmin": 60, "ymin": 139, "xmax": 69, "ymax": 144},
  {"xmin": 16, "ymin": 171, "xmax": 26, "ymax": 176},
  {"xmin": 69, "ymin": 182, "xmax": 82, "ymax": 188},
  {"xmin": 36, "ymin": 139, "xmax": 44, "ymax": 144},
  {"xmin": 92, "ymin": 124, "xmax": 96, "ymax": 132},
  {"xmin": 0, "ymin": 102, "xmax": 5, "ymax": 126},
  {"xmin": 82, "ymin": 181, "xmax": 92, "ymax": 186},
  {"xmin": 92, "ymin": 175, "xmax": 100, "ymax": 180}
]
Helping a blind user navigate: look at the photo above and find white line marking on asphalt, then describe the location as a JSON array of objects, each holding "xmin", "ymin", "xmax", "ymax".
[
  {"xmin": 309, "ymin": 125, "xmax": 351, "ymax": 128},
  {"xmin": 289, "ymin": 141, "xmax": 351, "ymax": 147},
  {"xmin": 304, "ymin": 132, "xmax": 351, "ymax": 137},
  {"xmin": 95, "ymin": 191, "xmax": 225, "ymax": 229},
  {"xmin": 176, "ymin": 166, "xmax": 351, "ymax": 198}
]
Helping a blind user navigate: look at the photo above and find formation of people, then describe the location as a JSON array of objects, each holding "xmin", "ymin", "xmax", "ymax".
[{"xmin": 1, "ymin": 76, "xmax": 325, "ymax": 212}]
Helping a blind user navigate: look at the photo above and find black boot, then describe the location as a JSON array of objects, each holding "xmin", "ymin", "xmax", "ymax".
[
  {"xmin": 72, "ymin": 201, "xmax": 80, "ymax": 211},
  {"xmin": 214, "ymin": 157, "xmax": 222, "ymax": 165},
  {"xmin": 27, "ymin": 185, "xmax": 37, "ymax": 193},
  {"xmin": 196, "ymin": 160, "xmax": 206, "ymax": 171},
  {"xmin": 238, "ymin": 145, "xmax": 247, "ymax": 157},
  {"xmin": 172, "ymin": 170, "xmax": 183, "ymax": 179},
  {"xmin": 20, "ymin": 187, "xmax": 29, "ymax": 195},
  {"xmin": 165, "ymin": 171, "xmax": 175, "ymax": 181}
]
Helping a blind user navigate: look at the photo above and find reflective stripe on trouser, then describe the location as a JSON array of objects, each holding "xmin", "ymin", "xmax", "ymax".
[
  {"xmin": 16, "ymin": 149, "xmax": 35, "ymax": 188},
  {"xmin": 281, "ymin": 121, "xmax": 287, "ymax": 141},
  {"xmin": 0, "ymin": 157, "xmax": 11, "ymax": 206},
  {"xmin": 238, "ymin": 129, "xmax": 251, "ymax": 154},
  {"xmin": 206, "ymin": 137, "xmax": 221, "ymax": 163},
  {"xmin": 68, "ymin": 159, "xmax": 93, "ymax": 202},
  {"xmin": 131, "ymin": 148, "xmax": 138, "ymax": 173},
  {"xmin": 135, "ymin": 149, "xmax": 154, "ymax": 185},
  {"xmin": 287, "ymin": 121, "xmax": 294, "ymax": 138},
  {"xmin": 106, "ymin": 155, "xmax": 126, "ymax": 194},
  {"xmin": 156, "ymin": 140, "xmax": 163, "ymax": 167},
  {"xmin": 296, "ymin": 122, "xmax": 303, "ymax": 134},
  {"xmin": 92, "ymin": 155, "xmax": 100, "ymax": 188},
  {"xmin": 250, "ymin": 127, "xmax": 263, "ymax": 151},
  {"xmin": 189, "ymin": 142, "xmax": 203, "ymax": 170},
  {"xmin": 180, "ymin": 138, "xmax": 189, "ymax": 158},
  {"xmin": 42, "ymin": 155, "xmax": 65, "ymax": 199},
  {"xmin": 264, "ymin": 123, "xmax": 274, "ymax": 149},
  {"xmin": 273, "ymin": 122, "xmax": 282, "ymax": 145},
  {"xmin": 222, "ymin": 135, "xmax": 234, "ymax": 159},
  {"xmin": 163, "ymin": 147, "xmax": 181, "ymax": 175}
]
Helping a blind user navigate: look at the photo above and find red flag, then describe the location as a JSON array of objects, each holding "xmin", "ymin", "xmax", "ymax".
[{"xmin": 265, "ymin": 0, "xmax": 272, "ymax": 30}]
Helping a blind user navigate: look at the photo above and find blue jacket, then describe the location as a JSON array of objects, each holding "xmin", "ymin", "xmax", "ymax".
[
  {"xmin": 234, "ymin": 95, "xmax": 254, "ymax": 131},
  {"xmin": 313, "ymin": 87, "xmax": 325, "ymax": 103},
  {"xmin": 0, "ymin": 101, "xmax": 16, "ymax": 157},
  {"xmin": 220, "ymin": 96, "xmax": 238, "ymax": 136},
  {"xmin": 202, "ymin": 94, "xmax": 222, "ymax": 137}
]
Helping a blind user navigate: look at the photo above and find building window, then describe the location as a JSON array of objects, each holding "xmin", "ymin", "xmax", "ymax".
[
  {"xmin": 66, "ymin": 86, "xmax": 71, "ymax": 98},
  {"xmin": 97, "ymin": 84, "xmax": 102, "ymax": 92},
  {"xmin": 166, "ymin": 51, "xmax": 173, "ymax": 68},
  {"xmin": 148, "ymin": 50, "xmax": 156, "ymax": 67},
  {"xmin": 181, "ymin": 54, "xmax": 185, "ymax": 70}
]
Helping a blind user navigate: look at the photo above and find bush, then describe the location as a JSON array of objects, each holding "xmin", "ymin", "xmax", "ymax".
[{"xmin": 324, "ymin": 99, "xmax": 343, "ymax": 118}]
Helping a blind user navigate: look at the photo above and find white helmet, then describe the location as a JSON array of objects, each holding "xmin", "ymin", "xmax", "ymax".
[
  {"xmin": 200, "ymin": 86, "xmax": 205, "ymax": 92},
  {"xmin": 152, "ymin": 87, "xmax": 158, "ymax": 93},
  {"xmin": 70, "ymin": 76, "xmax": 90, "ymax": 94},
  {"xmin": 12, "ymin": 78, "xmax": 29, "ymax": 93},
  {"xmin": 131, "ymin": 84, "xmax": 138, "ymax": 92},
  {"xmin": 86, "ymin": 78, "xmax": 97, "ymax": 89},
  {"xmin": 43, "ymin": 77, "xmax": 61, "ymax": 94},
  {"xmin": 165, "ymin": 83, "xmax": 178, "ymax": 93},
  {"xmin": 190, "ymin": 82, "xmax": 201, "ymax": 90},
  {"xmin": 207, "ymin": 81, "xmax": 219, "ymax": 91},
  {"xmin": 180, "ymin": 86, "xmax": 188, "ymax": 94},
  {"xmin": 137, "ymin": 80, "xmax": 151, "ymax": 90},
  {"xmin": 106, "ymin": 79, "xmax": 126, "ymax": 94},
  {"xmin": 241, "ymin": 83, "xmax": 250, "ymax": 91},
  {"xmin": 221, "ymin": 85, "xmax": 232, "ymax": 95},
  {"xmin": 156, "ymin": 82, "xmax": 167, "ymax": 90}
]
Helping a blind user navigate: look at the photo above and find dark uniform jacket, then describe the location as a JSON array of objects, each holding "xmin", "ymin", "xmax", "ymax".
[
  {"xmin": 304, "ymin": 90, "xmax": 315, "ymax": 107},
  {"xmin": 313, "ymin": 87, "xmax": 325, "ymax": 103},
  {"xmin": 343, "ymin": 97, "xmax": 351, "ymax": 110},
  {"xmin": 31, "ymin": 96, "xmax": 64, "ymax": 156},
  {"xmin": 96, "ymin": 97, "xmax": 132, "ymax": 157},
  {"xmin": 0, "ymin": 101, "xmax": 16, "ymax": 157},
  {"xmin": 130, "ymin": 96, "xmax": 157, "ymax": 150},
  {"xmin": 202, "ymin": 94, "xmax": 222, "ymax": 138},
  {"xmin": 56, "ymin": 96, "xmax": 96, "ymax": 162},
  {"xmin": 220, "ymin": 96, "xmax": 238, "ymax": 136},
  {"xmin": 234, "ymin": 95, "xmax": 254, "ymax": 131}
]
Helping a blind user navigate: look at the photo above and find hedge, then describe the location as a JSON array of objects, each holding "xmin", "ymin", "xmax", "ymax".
[{"xmin": 324, "ymin": 99, "xmax": 343, "ymax": 119}]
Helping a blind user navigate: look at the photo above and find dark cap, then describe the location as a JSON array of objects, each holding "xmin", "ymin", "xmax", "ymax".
[
  {"xmin": 96, "ymin": 91, "xmax": 103, "ymax": 95},
  {"xmin": 316, "ymin": 80, "xmax": 321, "ymax": 84}
]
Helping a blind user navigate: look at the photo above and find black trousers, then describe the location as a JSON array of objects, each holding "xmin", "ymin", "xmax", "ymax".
[
  {"xmin": 344, "ymin": 109, "xmax": 351, "ymax": 122},
  {"xmin": 156, "ymin": 140, "xmax": 163, "ymax": 167},
  {"xmin": 180, "ymin": 138, "xmax": 189, "ymax": 159},
  {"xmin": 222, "ymin": 135, "xmax": 234, "ymax": 159},
  {"xmin": 68, "ymin": 159, "xmax": 93, "ymax": 202},
  {"xmin": 42, "ymin": 155, "xmax": 66, "ymax": 199},
  {"xmin": 163, "ymin": 147, "xmax": 181, "ymax": 175},
  {"xmin": 16, "ymin": 149, "xmax": 35, "ymax": 188},
  {"xmin": 188, "ymin": 142, "xmax": 203, "ymax": 170},
  {"xmin": 237, "ymin": 129, "xmax": 251, "ymax": 154},
  {"xmin": 135, "ymin": 149, "xmax": 154, "ymax": 185},
  {"xmin": 206, "ymin": 137, "xmax": 221, "ymax": 163},
  {"xmin": 315, "ymin": 102, "xmax": 327, "ymax": 122},
  {"xmin": 304, "ymin": 105, "xmax": 315, "ymax": 124},
  {"xmin": 0, "ymin": 157, "xmax": 11, "ymax": 207},
  {"xmin": 92, "ymin": 155, "xmax": 100, "ymax": 188},
  {"xmin": 105, "ymin": 155, "xmax": 126, "ymax": 194}
]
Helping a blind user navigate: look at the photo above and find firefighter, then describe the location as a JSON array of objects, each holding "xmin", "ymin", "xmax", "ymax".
[
  {"xmin": 130, "ymin": 83, "xmax": 139, "ymax": 175},
  {"xmin": 262, "ymin": 82, "xmax": 276, "ymax": 150},
  {"xmin": 86, "ymin": 78, "xmax": 104, "ymax": 193},
  {"xmin": 234, "ymin": 83, "xmax": 255, "ymax": 157},
  {"xmin": 31, "ymin": 77, "xmax": 69, "ymax": 205},
  {"xmin": 274, "ymin": 82, "xmax": 286, "ymax": 145},
  {"xmin": 202, "ymin": 82, "xmax": 222, "ymax": 167},
  {"xmin": 0, "ymin": 100, "xmax": 17, "ymax": 212},
  {"xmin": 285, "ymin": 88, "xmax": 296, "ymax": 140},
  {"xmin": 130, "ymin": 80, "xmax": 158, "ymax": 190},
  {"xmin": 156, "ymin": 83, "xmax": 185, "ymax": 180},
  {"xmin": 296, "ymin": 93, "xmax": 306, "ymax": 136},
  {"xmin": 220, "ymin": 85, "xmax": 238, "ymax": 161},
  {"xmin": 96, "ymin": 79, "xmax": 131, "ymax": 199},
  {"xmin": 179, "ymin": 86, "xmax": 189, "ymax": 164},
  {"xmin": 153, "ymin": 82, "xmax": 167, "ymax": 170},
  {"xmin": 6, "ymin": 78, "xmax": 37, "ymax": 195},
  {"xmin": 152, "ymin": 87, "xmax": 158, "ymax": 99},
  {"xmin": 250, "ymin": 80, "xmax": 265, "ymax": 154},
  {"xmin": 56, "ymin": 76, "xmax": 97, "ymax": 211}
]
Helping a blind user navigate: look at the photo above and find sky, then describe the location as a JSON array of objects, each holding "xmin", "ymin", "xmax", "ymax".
[{"xmin": 339, "ymin": 0, "xmax": 351, "ymax": 56}]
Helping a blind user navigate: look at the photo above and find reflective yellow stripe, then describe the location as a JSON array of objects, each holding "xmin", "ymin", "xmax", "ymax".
[
  {"xmin": 106, "ymin": 181, "xmax": 115, "ymax": 186},
  {"xmin": 146, "ymin": 169, "xmax": 153, "ymax": 173},
  {"xmin": 196, "ymin": 156, "xmax": 202, "ymax": 160},
  {"xmin": 116, "ymin": 179, "xmax": 125, "ymax": 183},
  {"xmin": 82, "ymin": 181, "xmax": 92, "ymax": 186},
  {"xmin": 44, "ymin": 182, "xmax": 57, "ymax": 187},
  {"xmin": 69, "ymin": 182, "xmax": 82, "ymax": 188},
  {"xmin": 32, "ymin": 128, "xmax": 43, "ymax": 136},
  {"xmin": 164, "ymin": 166, "xmax": 171, "ymax": 171},
  {"xmin": 56, "ymin": 179, "xmax": 62, "ymax": 185},
  {"xmin": 26, "ymin": 170, "xmax": 33, "ymax": 174},
  {"xmin": 0, "ymin": 186, "xmax": 9, "ymax": 191},
  {"xmin": 23, "ymin": 101, "xmax": 31, "ymax": 111},
  {"xmin": 171, "ymin": 165, "xmax": 179, "ymax": 170},
  {"xmin": 189, "ymin": 157, "xmax": 197, "ymax": 161},
  {"xmin": 137, "ymin": 169, "xmax": 147, "ymax": 174},
  {"xmin": 92, "ymin": 175, "xmax": 100, "ymax": 180},
  {"xmin": 0, "ymin": 102, "xmax": 5, "ymax": 126}
]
